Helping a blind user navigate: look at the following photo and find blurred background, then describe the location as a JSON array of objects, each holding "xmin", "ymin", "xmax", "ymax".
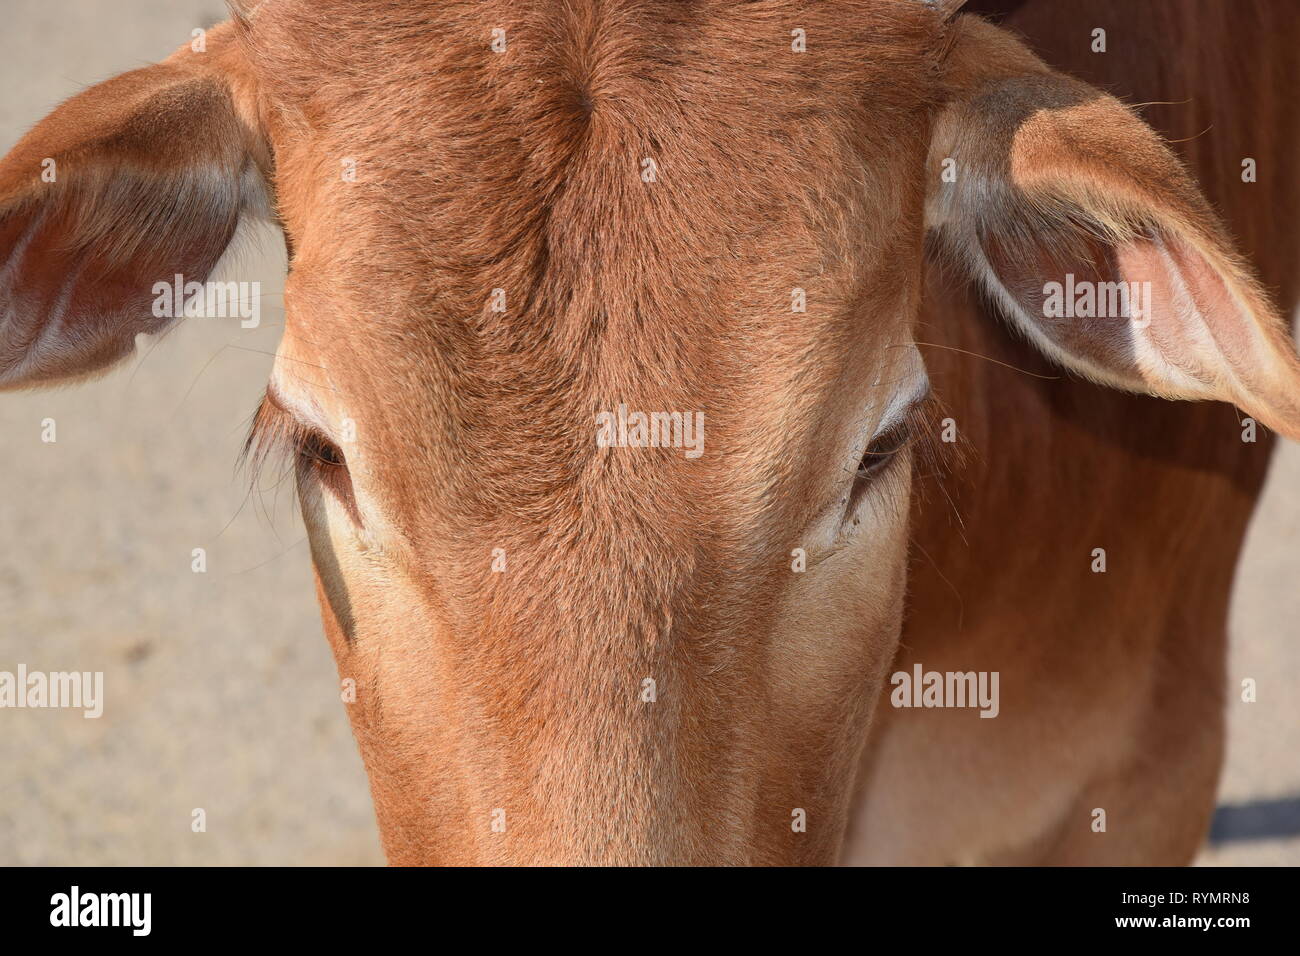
[
  {"xmin": 0, "ymin": 0, "xmax": 1295, "ymax": 866},
  {"xmin": 0, "ymin": 0, "xmax": 382, "ymax": 865}
]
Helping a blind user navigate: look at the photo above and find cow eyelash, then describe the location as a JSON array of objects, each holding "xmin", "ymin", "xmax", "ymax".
[
  {"xmin": 842, "ymin": 399, "xmax": 939, "ymax": 520},
  {"xmin": 241, "ymin": 393, "xmax": 359, "ymax": 523},
  {"xmin": 297, "ymin": 428, "xmax": 346, "ymax": 469},
  {"xmin": 857, "ymin": 419, "xmax": 912, "ymax": 479},
  {"xmin": 856, "ymin": 396, "xmax": 940, "ymax": 482}
]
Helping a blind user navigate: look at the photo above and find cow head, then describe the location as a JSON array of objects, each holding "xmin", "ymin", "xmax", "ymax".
[{"xmin": 3, "ymin": 0, "xmax": 1297, "ymax": 864}]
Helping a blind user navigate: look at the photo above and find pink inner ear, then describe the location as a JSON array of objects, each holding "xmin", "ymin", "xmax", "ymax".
[
  {"xmin": 1113, "ymin": 233, "xmax": 1300, "ymax": 436},
  {"xmin": 979, "ymin": 213, "xmax": 1298, "ymax": 412},
  {"xmin": 1115, "ymin": 234, "xmax": 1251, "ymax": 381},
  {"xmin": 979, "ymin": 226, "xmax": 1140, "ymax": 377},
  {"xmin": 1118, "ymin": 234, "xmax": 1258, "ymax": 398}
]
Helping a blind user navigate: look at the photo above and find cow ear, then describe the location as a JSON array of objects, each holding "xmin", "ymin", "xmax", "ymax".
[
  {"xmin": 928, "ymin": 17, "xmax": 1300, "ymax": 439},
  {"xmin": 0, "ymin": 21, "xmax": 270, "ymax": 390}
]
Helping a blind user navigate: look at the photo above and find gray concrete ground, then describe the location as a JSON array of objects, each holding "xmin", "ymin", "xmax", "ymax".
[
  {"xmin": 0, "ymin": 1, "xmax": 1295, "ymax": 866},
  {"xmin": 0, "ymin": 1, "xmax": 382, "ymax": 865}
]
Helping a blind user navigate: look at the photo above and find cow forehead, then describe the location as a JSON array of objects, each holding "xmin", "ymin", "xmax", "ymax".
[
  {"xmin": 264, "ymin": 2, "xmax": 944, "ymax": 535},
  {"xmin": 257, "ymin": 0, "xmax": 950, "ymax": 257},
  {"xmin": 278, "ymin": 175, "xmax": 928, "ymax": 501}
]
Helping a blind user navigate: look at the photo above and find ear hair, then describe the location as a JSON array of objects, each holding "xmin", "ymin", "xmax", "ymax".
[
  {"xmin": 0, "ymin": 23, "xmax": 271, "ymax": 389},
  {"xmin": 927, "ymin": 16, "xmax": 1300, "ymax": 439}
]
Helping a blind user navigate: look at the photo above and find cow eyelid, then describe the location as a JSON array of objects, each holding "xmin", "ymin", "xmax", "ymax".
[
  {"xmin": 241, "ymin": 389, "xmax": 361, "ymax": 524},
  {"xmin": 854, "ymin": 393, "xmax": 940, "ymax": 481},
  {"xmin": 857, "ymin": 420, "xmax": 912, "ymax": 478}
]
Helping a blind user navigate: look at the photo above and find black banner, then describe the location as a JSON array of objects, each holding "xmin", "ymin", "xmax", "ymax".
[{"xmin": 0, "ymin": 866, "xmax": 1286, "ymax": 941}]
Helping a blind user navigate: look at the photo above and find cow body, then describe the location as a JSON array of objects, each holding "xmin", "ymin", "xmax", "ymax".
[{"xmin": 848, "ymin": 0, "xmax": 1300, "ymax": 864}]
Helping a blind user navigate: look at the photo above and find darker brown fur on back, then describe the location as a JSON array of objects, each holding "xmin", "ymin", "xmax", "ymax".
[
  {"xmin": 240, "ymin": 1, "xmax": 952, "ymax": 862},
  {"xmin": 851, "ymin": 0, "xmax": 1300, "ymax": 864}
]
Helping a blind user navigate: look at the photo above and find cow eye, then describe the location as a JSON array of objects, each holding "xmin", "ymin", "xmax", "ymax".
[
  {"xmin": 295, "ymin": 430, "xmax": 358, "ymax": 520},
  {"xmin": 857, "ymin": 420, "xmax": 910, "ymax": 479},
  {"xmin": 299, "ymin": 430, "xmax": 345, "ymax": 469}
]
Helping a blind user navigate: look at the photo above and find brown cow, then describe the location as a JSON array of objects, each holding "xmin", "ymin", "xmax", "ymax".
[{"xmin": 1, "ymin": 0, "xmax": 1296, "ymax": 864}]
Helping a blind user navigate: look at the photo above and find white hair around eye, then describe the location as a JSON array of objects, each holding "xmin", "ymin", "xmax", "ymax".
[{"xmin": 870, "ymin": 344, "xmax": 930, "ymax": 439}]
